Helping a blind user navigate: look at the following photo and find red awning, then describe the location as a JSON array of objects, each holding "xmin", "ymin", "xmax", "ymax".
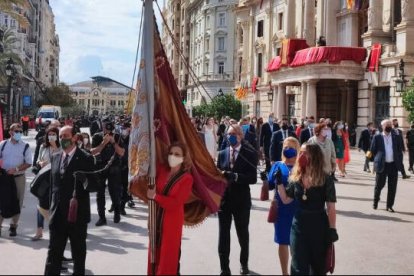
[
  {"xmin": 289, "ymin": 46, "xmax": 367, "ymax": 67},
  {"xmin": 266, "ymin": 56, "xmax": 282, "ymax": 72}
]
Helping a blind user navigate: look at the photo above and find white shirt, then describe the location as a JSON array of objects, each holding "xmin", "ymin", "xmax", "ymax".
[
  {"xmin": 382, "ymin": 132, "xmax": 394, "ymax": 163},
  {"xmin": 281, "ymin": 129, "xmax": 289, "ymax": 140},
  {"xmin": 60, "ymin": 146, "xmax": 77, "ymax": 174},
  {"xmin": 0, "ymin": 139, "xmax": 32, "ymax": 172}
]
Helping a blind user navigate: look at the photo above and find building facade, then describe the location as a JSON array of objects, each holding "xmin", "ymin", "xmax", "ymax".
[
  {"xmin": 0, "ymin": 0, "xmax": 59, "ymax": 118},
  {"xmin": 161, "ymin": 0, "xmax": 237, "ymax": 116},
  {"xmin": 234, "ymin": 0, "xmax": 413, "ymax": 133},
  {"xmin": 69, "ymin": 76, "xmax": 132, "ymax": 116}
]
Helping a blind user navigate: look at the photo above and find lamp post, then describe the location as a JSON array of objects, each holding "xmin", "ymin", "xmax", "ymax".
[
  {"xmin": 218, "ymin": 88, "xmax": 224, "ymax": 97},
  {"xmin": 5, "ymin": 58, "xmax": 16, "ymax": 127},
  {"xmin": 395, "ymin": 59, "xmax": 407, "ymax": 94},
  {"xmin": 267, "ymin": 87, "xmax": 274, "ymax": 102}
]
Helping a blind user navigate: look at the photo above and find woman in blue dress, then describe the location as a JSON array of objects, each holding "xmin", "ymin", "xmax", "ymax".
[{"xmin": 268, "ymin": 137, "xmax": 300, "ymax": 275}]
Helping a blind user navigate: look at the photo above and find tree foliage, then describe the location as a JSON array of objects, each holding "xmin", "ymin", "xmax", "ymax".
[
  {"xmin": 193, "ymin": 94, "xmax": 241, "ymax": 120},
  {"xmin": 0, "ymin": 26, "xmax": 24, "ymax": 86},
  {"xmin": 402, "ymin": 78, "xmax": 414, "ymax": 123},
  {"xmin": 36, "ymin": 83, "xmax": 75, "ymax": 107}
]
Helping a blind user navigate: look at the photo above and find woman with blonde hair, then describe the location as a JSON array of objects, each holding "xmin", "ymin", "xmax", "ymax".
[
  {"xmin": 268, "ymin": 137, "xmax": 300, "ymax": 275},
  {"xmin": 276, "ymin": 143, "xmax": 338, "ymax": 275},
  {"xmin": 147, "ymin": 142, "xmax": 194, "ymax": 275}
]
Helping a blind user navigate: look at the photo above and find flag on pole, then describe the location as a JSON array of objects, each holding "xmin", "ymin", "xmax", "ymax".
[{"xmin": 129, "ymin": 18, "xmax": 227, "ymax": 226}]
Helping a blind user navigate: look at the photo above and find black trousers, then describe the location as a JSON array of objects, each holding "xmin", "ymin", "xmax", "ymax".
[
  {"xmin": 44, "ymin": 223, "xmax": 87, "ymax": 275},
  {"xmin": 363, "ymin": 157, "xmax": 370, "ymax": 171},
  {"xmin": 374, "ymin": 162, "xmax": 398, "ymax": 208},
  {"xmin": 218, "ymin": 206, "xmax": 250, "ymax": 270},
  {"xmin": 97, "ymin": 167, "xmax": 122, "ymax": 218},
  {"xmin": 408, "ymin": 148, "xmax": 414, "ymax": 169},
  {"xmin": 120, "ymin": 168, "xmax": 132, "ymax": 208}
]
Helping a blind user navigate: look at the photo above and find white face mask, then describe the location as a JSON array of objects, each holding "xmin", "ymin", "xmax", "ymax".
[
  {"xmin": 48, "ymin": 135, "xmax": 57, "ymax": 142},
  {"xmin": 122, "ymin": 129, "xmax": 129, "ymax": 136},
  {"xmin": 83, "ymin": 138, "xmax": 89, "ymax": 145},
  {"xmin": 168, "ymin": 154, "xmax": 184, "ymax": 168}
]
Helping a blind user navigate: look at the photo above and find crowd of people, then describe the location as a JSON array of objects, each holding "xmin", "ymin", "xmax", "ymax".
[{"xmin": 0, "ymin": 111, "xmax": 412, "ymax": 275}]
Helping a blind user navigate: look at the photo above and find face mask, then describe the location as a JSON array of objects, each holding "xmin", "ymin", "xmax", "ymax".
[
  {"xmin": 337, "ymin": 124, "xmax": 344, "ymax": 130},
  {"xmin": 252, "ymin": 120, "xmax": 257, "ymax": 124},
  {"xmin": 298, "ymin": 152, "xmax": 309, "ymax": 172},
  {"xmin": 283, "ymin": 147, "xmax": 297, "ymax": 159},
  {"xmin": 227, "ymin": 134, "xmax": 238, "ymax": 146},
  {"xmin": 13, "ymin": 132, "xmax": 22, "ymax": 141},
  {"xmin": 269, "ymin": 117, "xmax": 274, "ymax": 123},
  {"xmin": 384, "ymin": 126, "xmax": 392, "ymax": 133},
  {"xmin": 282, "ymin": 123, "xmax": 288, "ymax": 130},
  {"xmin": 48, "ymin": 135, "xmax": 57, "ymax": 142},
  {"xmin": 61, "ymin": 138, "xmax": 73, "ymax": 150},
  {"xmin": 83, "ymin": 138, "xmax": 89, "ymax": 145},
  {"xmin": 309, "ymin": 123, "xmax": 315, "ymax": 129},
  {"xmin": 168, "ymin": 154, "xmax": 184, "ymax": 168},
  {"xmin": 394, "ymin": 124, "xmax": 399, "ymax": 128},
  {"xmin": 122, "ymin": 129, "xmax": 129, "ymax": 136}
]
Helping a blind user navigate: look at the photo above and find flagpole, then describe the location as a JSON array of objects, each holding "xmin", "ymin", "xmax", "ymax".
[{"xmin": 142, "ymin": 0, "xmax": 157, "ymax": 274}]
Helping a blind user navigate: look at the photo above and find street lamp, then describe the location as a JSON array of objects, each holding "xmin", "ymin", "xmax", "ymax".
[
  {"xmin": 267, "ymin": 81, "xmax": 274, "ymax": 102},
  {"xmin": 5, "ymin": 58, "xmax": 16, "ymax": 126},
  {"xmin": 395, "ymin": 59, "xmax": 407, "ymax": 93},
  {"xmin": 218, "ymin": 88, "xmax": 224, "ymax": 97}
]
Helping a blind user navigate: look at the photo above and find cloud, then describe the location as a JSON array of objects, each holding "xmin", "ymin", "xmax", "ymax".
[{"xmin": 50, "ymin": 0, "xmax": 157, "ymax": 85}]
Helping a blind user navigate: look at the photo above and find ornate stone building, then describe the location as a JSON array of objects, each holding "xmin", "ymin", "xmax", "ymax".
[
  {"xmin": 235, "ymin": 0, "xmax": 413, "ymax": 132},
  {"xmin": 161, "ymin": 0, "xmax": 237, "ymax": 115},
  {"xmin": 69, "ymin": 76, "xmax": 132, "ymax": 116}
]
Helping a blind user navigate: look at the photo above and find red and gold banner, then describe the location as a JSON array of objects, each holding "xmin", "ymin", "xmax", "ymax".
[{"xmin": 129, "ymin": 23, "xmax": 227, "ymax": 226}]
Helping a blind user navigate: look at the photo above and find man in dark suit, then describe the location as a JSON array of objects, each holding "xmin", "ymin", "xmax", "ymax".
[
  {"xmin": 269, "ymin": 118, "xmax": 297, "ymax": 164},
  {"xmin": 299, "ymin": 116, "xmax": 315, "ymax": 144},
  {"xmin": 90, "ymin": 117, "xmax": 103, "ymax": 136},
  {"xmin": 217, "ymin": 124, "xmax": 258, "ymax": 275},
  {"xmin": 44, "ymin": 126, "xmax": 96, "ymax": 275},
  {"xmin": 370, "ymin": 119, "xmax": 404, "ymax": 212},
  {"xmin": 259, "ymin": 113, "xmax": 280, "ymax": 172},
  {"xmin": 358, "ymin": 122, "xmax": 375, "ymax": 172},
  {"xmin": 392, "ymin": 119, "xmax": 410, "ymax": 179}
]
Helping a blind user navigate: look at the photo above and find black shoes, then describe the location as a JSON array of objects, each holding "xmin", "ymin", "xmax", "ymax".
[
  {"xmin": 127, "ymin": 200, "xmax": 135, "ymax": 208},
  {"xmin": 373, "ymin": 202, "xmax": 378, "ymax": 210},
  {"xmin": 387, "ymin": 207, "xmax": 395, "ymax": 213},
  {"xmin": 220, "ymin": 269, "xmax": 231, "ymax": 275},
  {"xmin": 62, "ymin": 256, "xmax": 73, "ymax": 262},
  {"xmin": 108, "ymin": 205, "xmax": 114, "ymax": 213},
  {"xmin": 402, "ymin": 174, "xmax": 411, "ymax": 179},
  {"xmin": 114, "ymin": 212, "xmax": 121, "ymax": 223},
  {"xmin": 120, "ymin": 208, "xmax": 127, "ymax": 216},
  {"xmin": 240, "ymin": 265, "xmax": 249, "ymax": 275},
  {"xmin": 95, "ymin": 218, "xmax": 107, "ymax": 227},
  {"xmin": 9, "ymin": 225, "xmax": 17, "ymax": 237}
]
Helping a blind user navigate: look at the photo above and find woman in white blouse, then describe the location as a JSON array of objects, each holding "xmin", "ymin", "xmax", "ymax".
[{"xmin": 31, "ymin": 127, "xmax": 61, "ymax": 241}]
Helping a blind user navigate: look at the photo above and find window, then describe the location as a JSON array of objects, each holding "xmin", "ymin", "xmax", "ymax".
[
  {"xmin": 218, "ymin": 37, "xmax": 225, "ymax": 51},
  {"xmin": 206, "ymin": 38, "xmax": 210, "ymax": 51},
  {"xmin": 218, "ymin": 13, "xmax": 225, "ymax": 26},
  {"xmin": 79, "ymin": 99, "xmax": 85, "ymax": 105},
  {"xmin": 276, "ymin": 47, "xmax": 281, "ymax": 56},
  {"xmin": 218, "ymin": 62, "xmax": 224, "ymax": 74},
  {"xmin": 278, "ymin": 13, "xmax": 283, "ymax": 30},
  {"xmin": 239, "ymin": 57, "xmax": 243, "ymax": 81},
  {"xmin": 205, "ymin": 62, "xmax": 209, "ymax": 74},
  {"xmin": 206, "ymin": 16, "xmax": 210, "ymax": 28},
  {"xmin": 239, "ymin": 28, "xmax": 244, "ymax": 44},
  {"xmin": 257, "ymin": 20, "xmax": 264, "ymax": 37},
  {"xmin": 257, "ymin": 53, "xmax": 263, "ymax": 77}
]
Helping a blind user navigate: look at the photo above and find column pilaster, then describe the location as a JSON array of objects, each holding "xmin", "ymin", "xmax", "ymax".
[{"xmin": 305, "ymin": 80, "xmax": 318, "ymax": 118}]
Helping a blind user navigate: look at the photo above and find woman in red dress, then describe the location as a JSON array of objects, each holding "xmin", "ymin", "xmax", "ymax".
[{"xmin": 147, "ymin": 142, "xmax": 193, "ymax": 275}]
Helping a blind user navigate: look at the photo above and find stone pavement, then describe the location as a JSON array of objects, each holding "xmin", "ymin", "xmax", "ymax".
[{"xmin": 0, "ymin": 130, "xmax": 413, "ymax": 275}]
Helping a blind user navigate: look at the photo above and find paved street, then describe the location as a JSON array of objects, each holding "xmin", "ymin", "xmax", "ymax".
[{"xmin": 1, "ymin": 129, "xmax": 414, "ymax": 275}]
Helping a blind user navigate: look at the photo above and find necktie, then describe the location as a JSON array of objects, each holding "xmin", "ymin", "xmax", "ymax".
[
  {"xmin": 231, "ymin": 149, "xmax": 237, "ymax": 168},
  {"xmin": 61, "ymin": 154, "xmax": 69, "ymax": 174},
  {"xmin": 310, "ymin": 128, "xmax": 313, "ymax": 136}
]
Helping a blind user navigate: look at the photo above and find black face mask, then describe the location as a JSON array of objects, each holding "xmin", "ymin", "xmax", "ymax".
[
  {"xmin": 282, "ymin": 124, "xmax": 288, "ymax": 130},
  {"xmin": 394, "ymin": 124, "xmax": 399, "ymax": 128},
  {"xmin": 384, "ymin": 126, "xmax": 392, "ymax": 133}
]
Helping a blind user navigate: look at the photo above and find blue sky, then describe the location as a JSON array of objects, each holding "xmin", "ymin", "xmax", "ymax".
[{"xmin": 50, "ymin": 0, "xmax": 163, "ymax": 87}]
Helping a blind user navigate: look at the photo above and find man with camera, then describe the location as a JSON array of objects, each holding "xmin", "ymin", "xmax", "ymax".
[{"xmin": 91, "ymin": 119, "xmax": 125, "ymax": 226}]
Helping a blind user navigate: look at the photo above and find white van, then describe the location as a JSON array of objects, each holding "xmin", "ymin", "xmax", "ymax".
[{"xmin": 36, "ymin": 105, "xmax": 62, "ymax": 128}]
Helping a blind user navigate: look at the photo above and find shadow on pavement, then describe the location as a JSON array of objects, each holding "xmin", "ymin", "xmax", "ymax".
[
  {"xmin": 336, "ymin": 210, "xmax": 412, "ymax": 223},
  {"xmin": 337, "ymin": 195, "xmax": 383, "ymax": 203},
  {"xmin": 337, "ymin": 181, "xmax": 373, "ymax": 187},
  {"xmin": 87, "ymin": 233, "xmax": 147, "ymax": 254}
]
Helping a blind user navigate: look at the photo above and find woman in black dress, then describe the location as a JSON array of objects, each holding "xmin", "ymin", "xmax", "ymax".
[{"xmin": 277, "ymin": 143, "xmax": 338, "ymax": 275}]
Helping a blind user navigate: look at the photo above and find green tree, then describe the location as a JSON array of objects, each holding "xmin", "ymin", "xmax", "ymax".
[
  {"xmin": 193, "ymin": 94, "xmax": 241, "ymax": 120},
  {"xmin": 0, "ymin": 26, "xmax": 24, "ymax": 86},
  {"xmin": 402, "ymin": 78, "xmax": 414, "ymax": 123},
  {"xmin": 36, "ymin": 83, "xmax": 76, "ymax": 107}
]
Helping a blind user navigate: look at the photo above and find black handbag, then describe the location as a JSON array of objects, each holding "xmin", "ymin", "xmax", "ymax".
[
  {"xmin": 30, "ymin": 163, "xmax": 51, "ymax": 199},
  {"xmin": 0, "ymin": 169, "xmax": 20, "ymax": 218}
]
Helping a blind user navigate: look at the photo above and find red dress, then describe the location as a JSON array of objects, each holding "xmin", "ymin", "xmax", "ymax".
[{"xmin": 148, "ymin": 165, "xmax": 193, "ymax": 275}]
